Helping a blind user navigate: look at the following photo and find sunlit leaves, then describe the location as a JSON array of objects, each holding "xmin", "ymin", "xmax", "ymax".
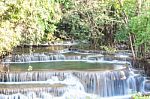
[
  {"xmin": 56, "ymin": 0, "xmax": 119, "ymax": 44},
  {"xmin": 0, "ymin": 21, "xmax": 21, "ymax": 54},
  {"xmin": 115, "ymin": 0, "xmax": 150, "ymax": 54},
  {"xmin": 122, "ymin": 0, "xmax": 137, "ymax": 18},
  {"xmin": 0, "ymin": 0, "xmax": 64, "ymax": 55},
  {"xmin": 129, "ymin": 14, "xmax": 150, "ymax": 48}
]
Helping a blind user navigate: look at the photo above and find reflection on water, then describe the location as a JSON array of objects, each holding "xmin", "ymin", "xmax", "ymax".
[{"xmin": 9, "ymin": 61, "xmax": 126, "ymax": 71}]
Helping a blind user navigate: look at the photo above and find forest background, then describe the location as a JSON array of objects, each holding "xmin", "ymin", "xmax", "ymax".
[{"xmin": 0, "ymin": 0, "xmax": 150, "ymax": 59}]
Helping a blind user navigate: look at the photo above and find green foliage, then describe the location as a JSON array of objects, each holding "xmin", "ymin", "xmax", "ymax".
[
  {"xmin": 129, "ymin": 14, "xmax": 150, "ymax": 46},
  {"xmin": 56, "ymin": 0, "xmax": 119, "ymax": 48},
  {"xmin": 56, "ymin": 11, "xmax": 90, "ymax": 40},
  {"xmin": 55, "ymin": 0, "xmax": 74, "ymax": 11},
  {"xmin": 121, "ymin": 0, "xmax": 137, "ymax": 18},
  {"xmin": 0, "ymin": 0, "xmax": 21, "ymax": 55},
  {"xmin": 114, "ymin": 0, "xmax": 150, "ymax": 57},
  {"xmin": 0, "ymin": 0, "xmax": 63, "ymax": 55},
  {"xmin": 0, "ymin": 0, "xmax": 150, "ymax": 58},
  {"xmin": 100, "ymin": 46, "xmax": 117, "ymax": 53},
  {"xmin": 115, "ymin": 25, "xmax": 128, "ymax": 42},
  {"xmin": 113, "ymin": 0, "xmax": 137, "ymax": 42},
  {"xmin": 132, "ymin": 95, "xmax": 150, "ymax": 99},
  {"xmin": 131, "ymin": 92, "xmax": 150, "ymax": 99},
  {"xmin": 128, "ymin": 0, "xmax": 150, "ymax": 54}
]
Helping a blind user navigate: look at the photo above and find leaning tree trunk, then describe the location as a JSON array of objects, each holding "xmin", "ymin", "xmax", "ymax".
[{"xmin": 117, "ymin": 0, "xmax": 136, "ymax": 60}]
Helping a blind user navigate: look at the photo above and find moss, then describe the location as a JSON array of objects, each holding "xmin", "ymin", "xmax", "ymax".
[
  {"xmin": 132, "ymin": 95, "xmax": 150, "ymax": 99},
  {"xmin": 131, "ymin": 92, "xmax": 150, "ymax": 99}
]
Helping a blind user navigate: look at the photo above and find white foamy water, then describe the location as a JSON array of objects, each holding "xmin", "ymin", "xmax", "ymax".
[
  {"xmin": 0, "ymin": 70, "xmax": 144, "ymax": 99},
  {"xmin": 0, "ymin": 51, "xmax": 147, "ymax": 99}
]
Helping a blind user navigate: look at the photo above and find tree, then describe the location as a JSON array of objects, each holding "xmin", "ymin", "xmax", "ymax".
[
  {"xmin": 56, "ymin": 0, "xmax": 119, "ymax": 49},
  {"xmin": 114, "ymin": 0, "xmax": 150, "ymax": 59},
  {"xmin": 0, "ymin": 0, "xmax": 63, "ymax": 55}
]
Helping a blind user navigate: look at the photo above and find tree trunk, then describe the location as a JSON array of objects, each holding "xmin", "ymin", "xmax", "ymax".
[{"xmin": 117, "ymin": 0, "xmax": 136, "ymax": 60}]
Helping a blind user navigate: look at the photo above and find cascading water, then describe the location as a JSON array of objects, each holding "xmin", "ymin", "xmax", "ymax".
[
  {"xmin": 0, "ymin": 71, "xmax": 88, "ymax": 99},
  {"xmin": 73, "ymin": 70, "xmax": 144, "ymax": 97},
  {"xmin": 0, "ymin": 50, "xmax": 148, "ymax": 99},
  {"xmin": 4, "ymin": 53, "xmax": 83, "ymax": 63},
  {"xmin": 4, "ymin": 52, "xmax": 131, "ymax": 65},
  {"xmin": 0, "ymin": 70, "xmax": 145, "ymax": 99}
]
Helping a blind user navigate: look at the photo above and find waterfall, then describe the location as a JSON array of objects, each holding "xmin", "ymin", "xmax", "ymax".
[
  {"xmin": 0, "ymin": 70, "xmax": 145, "ymax": 98},
  {"xmin": 0, "ymin": 51, "xmax": 147, "ymax": 99},
  {"xmin": 0, "ymin": 71, "xmax": 87, "ymax": 99},
  {"xmin": 0, "ymin": 87, "xmax": 66, "ymax": 96},
  {"xmin": 0, "ymin": 72, "xmax": 67, "ymax": 82},
  {"xmin": 4, "ymin": 53, "xmax": 83, "ymax": 63},
  {"xmin": 73, "ymin": 70, "xmax": 136, "ymax": 97},
  {"xmin": 140, "ymin": 78, "xmax": 150, "ymax": 94},
  {"xmin": 3, "ymin": 52, "xmax": 132, "ymax": 65}
]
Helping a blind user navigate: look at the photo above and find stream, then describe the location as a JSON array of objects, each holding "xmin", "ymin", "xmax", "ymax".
[{"xmin": 0, "ymin": 45, "xmax": 150, "ymax": 99}]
